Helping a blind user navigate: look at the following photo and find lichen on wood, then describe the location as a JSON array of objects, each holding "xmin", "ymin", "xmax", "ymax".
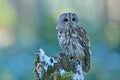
[{"xmin": 34, "ymin": 49, "xmax": 84, "ymax": 80}]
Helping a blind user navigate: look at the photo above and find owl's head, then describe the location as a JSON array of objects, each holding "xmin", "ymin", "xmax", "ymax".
[{"xmin": 56, "ymin": 12, "xmax": 81, "ymax": 30}]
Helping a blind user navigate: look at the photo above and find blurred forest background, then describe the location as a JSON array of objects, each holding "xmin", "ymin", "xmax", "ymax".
[{"xmin": 0, "ymin": 0, "xmax": 120, "ymax": 80}]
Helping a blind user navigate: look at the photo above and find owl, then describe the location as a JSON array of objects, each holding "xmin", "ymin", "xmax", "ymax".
[{"xmin": 56, "ymin": 12, "xmax": 91, "ymax": 73}]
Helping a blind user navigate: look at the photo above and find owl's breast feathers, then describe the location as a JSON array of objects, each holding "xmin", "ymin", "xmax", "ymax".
[
  {"xmin": 58, "ymin": 27, "xmax": 87, "ymax": 58},
  {"xmin": 58, "ymin": 27, "xmax": 90, "ymax": 51}
]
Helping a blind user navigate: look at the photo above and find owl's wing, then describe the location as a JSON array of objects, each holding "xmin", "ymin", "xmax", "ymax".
[{"xmin": 77, "ymin": 26, "xmax": 91, "ymax": 73}]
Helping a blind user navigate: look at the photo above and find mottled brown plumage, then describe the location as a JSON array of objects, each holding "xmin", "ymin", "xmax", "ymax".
[{"xmin": 56, "ymin": 12, "xmax": 91, "ymax": 73}]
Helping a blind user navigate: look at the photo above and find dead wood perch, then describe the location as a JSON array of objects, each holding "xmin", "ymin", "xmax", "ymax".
[{"xmin": 34, "ymin": 49, "xmax": 84, "ymax": 80}]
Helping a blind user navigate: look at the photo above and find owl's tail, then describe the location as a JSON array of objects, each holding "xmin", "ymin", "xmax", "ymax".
[
  {"xmin": 82, "ymin": 49, "xmax": 91, "ymax": 73},
  {"xmin": 82, "ymin": 57, "xmax": 91, "ymax": 73}
]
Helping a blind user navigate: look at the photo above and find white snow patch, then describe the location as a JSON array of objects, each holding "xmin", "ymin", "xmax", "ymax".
[
  {"xmin": 73, "ymin": 63, "xmax": 84, "ymax": 80},
  {"xmin": 38, "ymin": 49, "xmax": 58, "ymax": 71},
  {"xmin": 38, "ymin": 49, "xmax": 51, "ymax": 71},
  {"xmin": 39, "ymin": 72, "xmax": 43, "ymax": 78},
  {"xmin": 73, "ymin": 73, "xmax": 81, "ymax": 80},
  {"xmin": 51, "ymin": 58, "xmax": 58, "ymax": 66},
  {"xmin": 59, "ymin": 69, "xmax": 65, "ymax": 75}
]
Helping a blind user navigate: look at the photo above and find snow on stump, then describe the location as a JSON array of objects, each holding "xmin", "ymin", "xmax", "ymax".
[{"xmin": 34, "ymin": 49, "xmax": 84, "ymax": 80}]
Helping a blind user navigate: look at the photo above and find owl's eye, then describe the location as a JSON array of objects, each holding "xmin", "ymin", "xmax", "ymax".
[
  {"xmin": 72, "ymin": 17, "xmax": 76, "ymax": 21},
  {"xmin": 63, "ymin": 18, "xmax": 68, "ymax": 22}
]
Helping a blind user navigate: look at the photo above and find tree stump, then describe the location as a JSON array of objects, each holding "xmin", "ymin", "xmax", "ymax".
[{"xmin": 34, "ymin": 49, "xmax": 84, "ymax": 80}]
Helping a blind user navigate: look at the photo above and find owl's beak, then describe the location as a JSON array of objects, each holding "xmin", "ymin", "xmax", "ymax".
[{"xmin": 68, "ymin": 22, "xmax": 73, "ymax": 27}]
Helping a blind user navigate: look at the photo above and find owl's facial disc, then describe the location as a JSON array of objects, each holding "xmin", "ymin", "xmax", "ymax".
[{"xmin": 58, "ymin": 12, "xmax": 80, "ymax": 30}]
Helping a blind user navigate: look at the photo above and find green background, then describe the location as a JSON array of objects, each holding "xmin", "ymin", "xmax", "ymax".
[{"xmin": 0, "ymin": 0, "xmax": 120, "ymax": 80}]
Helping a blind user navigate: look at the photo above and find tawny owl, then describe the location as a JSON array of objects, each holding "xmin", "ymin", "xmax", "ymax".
[{"xmin": 56, "ymin": 12, "xmax": 91, "ymax": 73}]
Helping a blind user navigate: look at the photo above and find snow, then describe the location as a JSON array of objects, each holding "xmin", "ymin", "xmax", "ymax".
[
  {"xmin": 38, "ymin": 49, "xmax": 58, "ymax": 70},
  {"xmin": 73, "ymin": 63, "xmax": 84, "ymax": 80},
  {"xmin": 59, "ymin": 69, "xmax": 65, "ymax": 75}
]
